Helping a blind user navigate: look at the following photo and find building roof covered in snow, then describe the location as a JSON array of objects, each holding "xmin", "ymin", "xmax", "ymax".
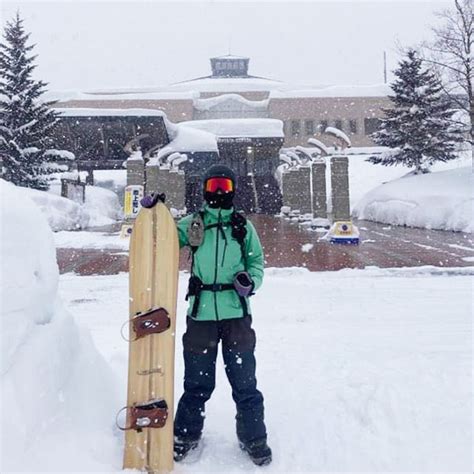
[
  {"xmin": 55, "ymin": 108, "xmax": 169, "ymax": 117},
  {"xmin": 50, "ymin": 55, "xmax": 392, "ymax": 148},
  {"xmin": 179, "ymin": 118, "xmax": 284, "ymax": 139}
]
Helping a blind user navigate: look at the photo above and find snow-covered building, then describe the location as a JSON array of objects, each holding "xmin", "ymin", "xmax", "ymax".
[
  {"xmin": 49, "ymin": 55, "xmax": 390, "ymax": 212},
  {"xmin": 52, "ymin": 55, "xmax": 391, "ymax": 148}
]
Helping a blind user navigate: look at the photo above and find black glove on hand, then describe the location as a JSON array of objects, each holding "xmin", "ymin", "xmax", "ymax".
[{"xmin": 233, "ymin": 271, "xmax": 255, "ymax": 297}]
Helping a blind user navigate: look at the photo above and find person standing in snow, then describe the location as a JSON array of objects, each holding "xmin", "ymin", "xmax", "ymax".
[{"xmin": 173, "ymin": 164, "xmax": 272, "ymax": 466}]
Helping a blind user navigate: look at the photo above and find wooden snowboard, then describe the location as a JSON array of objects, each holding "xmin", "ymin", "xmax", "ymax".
[{"xmin": 123, "ymin": 201, "xmax": 179, "ymax": 473}]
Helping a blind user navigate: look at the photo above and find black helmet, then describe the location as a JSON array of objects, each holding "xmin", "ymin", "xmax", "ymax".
[
  {"xmin": 202, "ymin": 164, "xmax": 237, "ymax": 209},
  {"xmin": 202, "ymin": 164, "xmax": 237, "ymax": 189}
]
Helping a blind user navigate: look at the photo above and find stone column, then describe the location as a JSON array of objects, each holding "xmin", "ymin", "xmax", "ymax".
[
  {"xmin": 311, "ymin": 160, "xmax": 327, "ymax": 219},
  {"xmin": 330, "ymin": 155, "xmax": 351, "ymax": 221},
  {"xmin": 281, "ymin": 167, "xmax": 312, "ymax": 214},
  {"xmin": 127, "ymin": 158, "xmax": 145, "ymax": 187}
]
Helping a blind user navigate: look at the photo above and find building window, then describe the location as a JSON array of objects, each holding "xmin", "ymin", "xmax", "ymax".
[
  {"xmin": 305, "ymin": 120, "xmax": 315, "ymax": 136},
  {"xmin": 320, "ymin": 120, "xmax": 328, "ymax": 133},
  {"xmin": 349, "ymin": 119, "xmax": 357, "ymax": 134},
  {"xmin": 334, "ymin": 119, "xmax": 343, "ymax": 130},
  {"xmin": 291, "ymin": 120, "xmax": 301, "ymax": 137},
  {"xmin": 364, "ymin": 118, "xmax": 381, "ymax": 135}
]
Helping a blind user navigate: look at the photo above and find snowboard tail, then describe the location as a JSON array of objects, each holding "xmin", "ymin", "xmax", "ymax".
[{"xmin": 123, "ymin": 202, "xmax": 179, "ymax": 473}]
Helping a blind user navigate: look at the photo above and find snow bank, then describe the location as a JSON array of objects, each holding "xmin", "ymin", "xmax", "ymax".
[
  {"xmin": 10, "ymin": 181, "xmax": 122, "ymax": 231},
  {"xmin": 0, "ymin": 180, "xmax": 120, "ymax": 472},
  {"xmin": 18, "ymin": 182, "xmax": 90, "ymax": 230},
  {"xmin": 346, "ymin": 150, "xmax": 471, "ymax": 211},
  {"xmin": 83, "ymin": 185, "xmax": 123, "ymax": 227},
  {"xmin": 353, "ymin": 167, "xmax": 473, "ymax": 233}
]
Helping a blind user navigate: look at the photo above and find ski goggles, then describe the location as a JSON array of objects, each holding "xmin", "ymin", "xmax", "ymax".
[{"xmin": 205, "ymin": 177, "xmax": 234, "ymax": 193}]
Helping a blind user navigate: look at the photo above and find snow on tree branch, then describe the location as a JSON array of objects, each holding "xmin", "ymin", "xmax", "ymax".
[
  {"xmin": 369, "ymin": 49, "xmax": 465, "ymax": 174},
  {"xmin": 0, "ymin": 12, "xmax": 70, "ymax": 190}
]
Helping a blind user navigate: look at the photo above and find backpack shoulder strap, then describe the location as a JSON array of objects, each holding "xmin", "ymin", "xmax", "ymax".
[{"xmin": 230, "ymin": 211, "xmax": 248, "ymax": 264}]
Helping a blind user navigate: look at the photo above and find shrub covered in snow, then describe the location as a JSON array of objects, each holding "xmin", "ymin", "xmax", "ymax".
[{"xmin": 19, "ymin": 182, "xmax": 90, "ymax": 230}]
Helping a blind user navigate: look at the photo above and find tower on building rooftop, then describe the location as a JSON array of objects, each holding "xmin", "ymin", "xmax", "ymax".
[{"xmin": 210, "ymin": 55, "xmax": 250, "ymax": 78}]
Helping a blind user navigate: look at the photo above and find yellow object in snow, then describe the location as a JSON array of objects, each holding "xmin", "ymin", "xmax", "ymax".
[{"xmin": 124, "ymin": 185, "xmax": 144, "ymax": 219}]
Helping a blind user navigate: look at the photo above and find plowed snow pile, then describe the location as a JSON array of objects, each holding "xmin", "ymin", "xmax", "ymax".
[{"xmin": 0, "ymin": 179, "xmax": 120, "ymax": 472}]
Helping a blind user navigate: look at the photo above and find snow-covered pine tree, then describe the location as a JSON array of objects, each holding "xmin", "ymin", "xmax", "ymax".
[
  {"xmin": 0, "ymin": 12, "xmax": 61, "ymax": 190},
  {"xmin": 369, "ymin": 49, "xmax": 464, "ymax": 173}
]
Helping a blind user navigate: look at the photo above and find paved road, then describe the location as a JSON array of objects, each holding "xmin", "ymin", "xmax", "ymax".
[{"xmin": 56, "ymin": 216, "xmax": 474, "ymax": 275}]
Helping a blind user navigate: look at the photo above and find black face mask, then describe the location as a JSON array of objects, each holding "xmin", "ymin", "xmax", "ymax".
[{"xmin": 204, "ymin": 191, "xmax": 234, "ymax": 209}]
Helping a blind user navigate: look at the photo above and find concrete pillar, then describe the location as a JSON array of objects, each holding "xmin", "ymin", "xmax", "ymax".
[
  {"xmin": 127, "ymin": 158, "xmax": 145, "ymax": 187},
  {"xmin": 146, "ymin": 165, "xmax": 186, "ymax": 211},
  {"xmin": 281, "ymin": 167, "xmax": 311, "ymax": 214},
  {"xmin": 311, "ymin": 160, "xmax": 327, "ymax": 219},
  {"xmin": 330, "ymin": 155, "xmax": 350, "ymax": 221}
]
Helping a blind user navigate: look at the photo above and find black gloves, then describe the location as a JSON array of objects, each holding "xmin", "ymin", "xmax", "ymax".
[{"xmin": 233, "ymin": 271, "xmax": 255, "ymax": 297}]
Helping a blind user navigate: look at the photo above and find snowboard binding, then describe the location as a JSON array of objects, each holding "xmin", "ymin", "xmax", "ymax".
[
  {"xmin": 121, "ymin": 307, "xmax": 171, "ymax": 342},
  {"xmin": 140, "ymin": 193, "xmax": 166, "ymax": 209},
  {"xmin": 117, "ymin": 399, "xmax": 168, "ymax": 432},
  {"xmin": 132, "ymin": 307, "xmax": 170, "ymax": 339}
]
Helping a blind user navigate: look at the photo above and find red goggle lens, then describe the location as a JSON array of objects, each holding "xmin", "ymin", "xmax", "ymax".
[{"xmin": 205, "ymin": 177, "xmax": 234, "ymax": 193}]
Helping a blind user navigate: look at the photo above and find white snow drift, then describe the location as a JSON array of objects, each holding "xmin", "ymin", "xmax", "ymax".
[
  {"xmin": 0, "ymin": 180, "xmax": 120, "ymax": 472},
  {"xmin": 353, "ymin": 167, "xmax": 473, "ymax": 233},
  {"xmin": 5, "ymin": 180, "xmax": 123, "ymax": 231}
]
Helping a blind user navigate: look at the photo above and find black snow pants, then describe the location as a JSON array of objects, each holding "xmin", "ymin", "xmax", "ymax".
[{"xmin": 174, "ymin": 316, "xmax": 267, "ymax": 444}]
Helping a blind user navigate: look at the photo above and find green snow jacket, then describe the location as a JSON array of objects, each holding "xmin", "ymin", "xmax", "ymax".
[{"xmin": 177, "ymin": 205, "xmax": 264, "ymax": 321}]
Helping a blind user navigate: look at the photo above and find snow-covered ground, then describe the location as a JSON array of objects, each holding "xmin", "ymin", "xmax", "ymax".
[
  {"xmin": 353, "ymin": 166, "xmax": 473, "ymax": 233},
  {"xmin": 2, "ymin": 177, "xmax": 472, "ymax": 472},
  {"xmin": 54, "ymin": 266, "xmax": 473, "ymax": 473},
  {"xmin": 54, "ymin": 230, "xmax": 129, "ymax": 250}
]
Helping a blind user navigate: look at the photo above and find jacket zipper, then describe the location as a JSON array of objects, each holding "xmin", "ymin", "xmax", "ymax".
[
  {"xmin": 213, "ymin": 210, "xmax": 221, "ymax": 321},
  {"xmin": 221, "ymin": 226, "xmax": 228, "ymax": 267}
]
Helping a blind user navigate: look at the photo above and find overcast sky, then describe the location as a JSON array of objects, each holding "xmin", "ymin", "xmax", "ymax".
[{"xmin": 1, "ymin": 0, "xmax": 452, "ymax": 92}]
